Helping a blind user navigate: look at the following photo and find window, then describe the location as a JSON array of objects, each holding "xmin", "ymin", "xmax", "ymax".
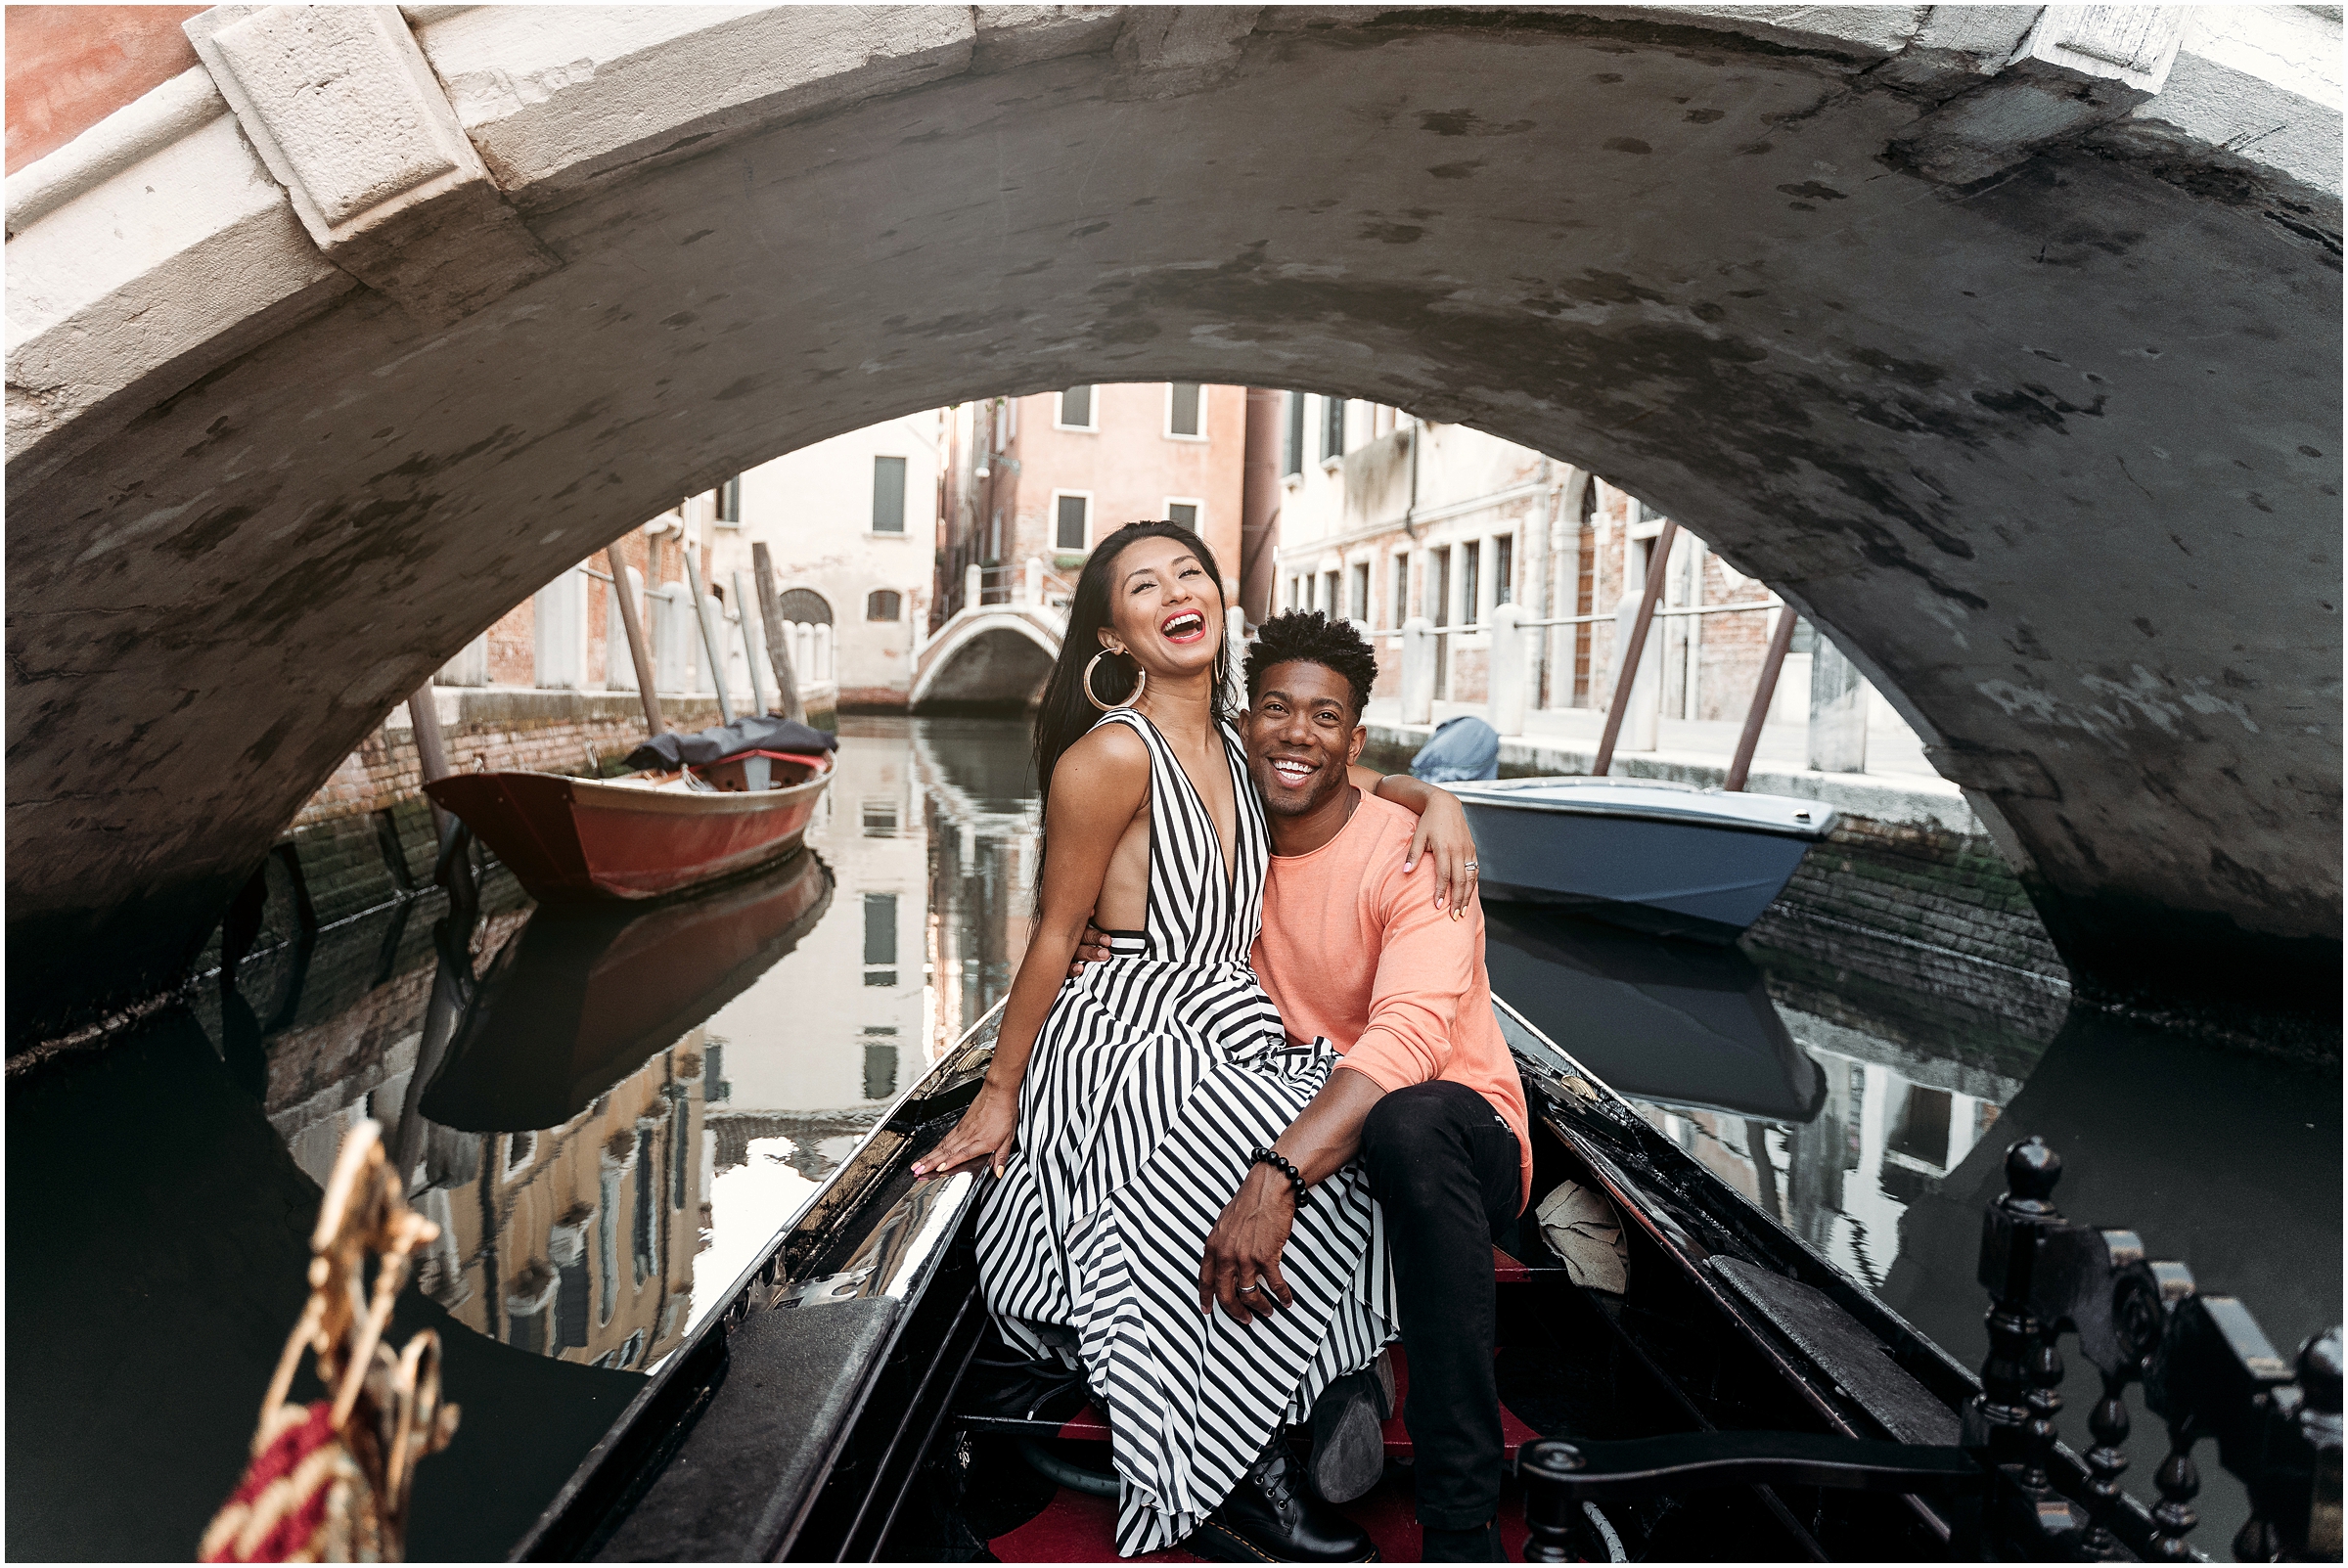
[
  {"xmin": 871, "ymin": 456, "xmax": 907, "ymax": 534},
  {"xmin": 1392, "ymin": 554, "xmax": 1409, "ymax": 628},
  {"xmin": 1350, "ymin": 562, "xmax": 1370, "ymax": 622},
  {"xmin": 1632, "ymin": 495, "xmax": 1665, "ymax": 526},
  {"xmin": 866, "ymin": 589, "xmax": 902, "ymax": 621},
  {"xmin": 1165, "ymin": 499, "xmax": 1200, "ymax": 532},
  {"xmin": 1289, "ymin": 575, "xmax": 1303, "ymax": 611},
  {"xmin": 864, "ymin": 893, "xmax": 897, "ymax": 964},
  {"xmin": 861, "ymin": 799, "xmax": 899, "ymax": 836},
  {"xmin": 1057, "ymin": 386, "xmax": 1095, "ymax": 429},
  {"xmin": 716, "ymin": 476, "xmax": 742, "ymax": 525},
  {"xmin": 1166, "ymin": 382, "xmax": 1204, "ymax": 438},
  {"xmin": 1322, "ymin": 396, "xmax": 1346, "ymax": 463},
  {"xmin": 777, "ymin": 588, "xmax": 833, "ymax": 625},
  {"xmin": 1430, "ymin": 548, "xmax": 1451, "ymax": 627},
  {"xmin": 863, "ymin": 1033, "xmax": 899, "ymax": 1100},
  {"xmin": 1494, "ymin": 533, "xmax": 1514, "ymax": 606},
  {"xmin": 1462, "ymin": 541, "xmax": 1481, "ymax": 626},
  {"xmin": 1054, "ymin": 492, "xmax": 1091, "ymax": 551},
  {"xmin": 863, "ymin": 892, "xmax": 897, "ymax": 988},
  {"xmin": 1324, "ymin": 570, "xmax": 1340, "ymax": 618},
  {"xmin": 1284, "ymin": 392, "xmax": 1305, "ymax": 476}
]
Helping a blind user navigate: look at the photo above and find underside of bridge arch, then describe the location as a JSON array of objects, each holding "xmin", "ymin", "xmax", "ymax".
[
  {"xmin": 914, "ymin": 625, "xmax": 1058, "ymax": 713},
  {"xmin": 7, "ymin": 6, "xmax": 2340, "ymax": 1042}
]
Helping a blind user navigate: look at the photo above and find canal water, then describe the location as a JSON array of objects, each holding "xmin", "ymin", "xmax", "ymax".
[{"xmin": 7, "ymin": 715, "xmax": 2335, "ymax": 1560}]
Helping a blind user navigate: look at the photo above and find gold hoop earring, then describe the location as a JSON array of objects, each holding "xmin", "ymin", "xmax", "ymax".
[{"xmin": 1083, "ymin": 650, "xmax": 1146, "ymax": 712}]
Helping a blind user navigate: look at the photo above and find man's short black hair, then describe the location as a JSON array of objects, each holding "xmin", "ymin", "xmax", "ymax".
[{"xmin": 1245, "ymin": 610, "xmax": 1378, "ymax": 718}]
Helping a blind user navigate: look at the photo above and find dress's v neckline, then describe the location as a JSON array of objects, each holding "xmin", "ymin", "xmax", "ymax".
[{"xmin": 1134, "ymin": 710, "xmax": 1240, "ymax": 895}]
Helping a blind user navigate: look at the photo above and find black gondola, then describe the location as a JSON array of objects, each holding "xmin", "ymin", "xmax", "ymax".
[{"xmin": 508, "ymin": 997, "xmax": 2332, "ymax": 1563}]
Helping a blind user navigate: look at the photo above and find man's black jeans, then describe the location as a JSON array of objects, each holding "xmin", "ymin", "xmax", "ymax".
[{"xmin": 1359, "ymin": 1080, "xmax": 1523, "ymax": 1531}]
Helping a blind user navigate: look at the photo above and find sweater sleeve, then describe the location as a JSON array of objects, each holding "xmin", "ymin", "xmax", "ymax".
[{"xmin": 1335, "ymin": 855, "xmax": 1477, "ymax": 1092}]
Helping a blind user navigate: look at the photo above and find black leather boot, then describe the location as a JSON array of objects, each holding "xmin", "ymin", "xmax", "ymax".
[{"xmin": 1188, "ymin": 1438, "xmax": 1378, "ymax": 1562}]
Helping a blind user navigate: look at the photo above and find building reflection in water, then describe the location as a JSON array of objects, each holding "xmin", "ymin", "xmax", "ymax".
[
  {"xmin": 250, "ymin": 717, "xmax": 1044, "ymax": 1376},
  {"xmin": 243, "ymin": 714, "xmax": 2076, "ymax": 1376}
]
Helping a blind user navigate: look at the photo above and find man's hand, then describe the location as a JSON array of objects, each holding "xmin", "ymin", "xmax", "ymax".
[
  {"xmin": 1066, "ymin": 917, "xmax": 1114, "ymax": 978},
  {"xmin": 1198, "ymin": 1163, "xmax": 1299, "ymax": 1324}
]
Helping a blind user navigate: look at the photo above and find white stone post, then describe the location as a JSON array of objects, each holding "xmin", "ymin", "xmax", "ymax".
[
  {"xmin": 1807, "ymin": 634, "xmax": 1870, "ymax": 774},
  {"xmin": 1614, "ymin": 591, "xmax": 1660, "ymax": 751},
  {"xmin": 964, "ymin": 560, "xmax": 982, "ymax": 613},
  {"xmin": 1025, "ymin": 556, "xmax": 1045, "ymax": 607},
  {"xmin": 1400, "ymin": 616, "xmax": 1435, "ymax": 724},
  {"xmin": 1489, "ymin": 601, "xmax": 1527, "ymax": 736}
]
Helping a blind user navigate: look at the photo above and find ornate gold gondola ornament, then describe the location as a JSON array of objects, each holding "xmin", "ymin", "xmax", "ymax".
[{"xmin": 200, "ymin": 1120, "xmax": 460, "ymax": 1563}]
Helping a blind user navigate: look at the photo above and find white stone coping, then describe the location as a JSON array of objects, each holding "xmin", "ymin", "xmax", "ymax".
[{"xmin": 385, "ymin": 681, "xmax": 839, "ymax": 734}]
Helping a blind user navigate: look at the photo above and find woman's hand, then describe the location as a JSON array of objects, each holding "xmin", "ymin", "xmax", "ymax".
[
  {"xmin": 1402, "ymin": 785, "xmax": 1478, "ymax": 919},
  {"xmin": 912, "ymin": 1076, "xmax": 1020, "ymax": 1181}
]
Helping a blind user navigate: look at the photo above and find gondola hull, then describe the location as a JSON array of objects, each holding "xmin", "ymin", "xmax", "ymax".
[
  {"xmin": 427, "ymin": 758, "xmax": 833, "ymax": 905},
  {"xmin": 515, "ymin": 997, "xmax": 2100, "ymax": 1562}
]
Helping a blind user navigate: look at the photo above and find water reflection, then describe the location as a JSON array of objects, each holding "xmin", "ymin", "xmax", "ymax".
[
  {"xmin": 316, "ymin": 718, "xmax": 1041, "ymax": 1374},
  {"xmin": 11, "ymin": 714, "xmax": 2331, "ymax": 1562}
]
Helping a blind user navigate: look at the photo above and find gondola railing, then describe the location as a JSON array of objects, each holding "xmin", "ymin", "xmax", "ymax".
[{"xmin": 1519, "ymin": 1137, "xmax": 2342, "ymax": 1562}]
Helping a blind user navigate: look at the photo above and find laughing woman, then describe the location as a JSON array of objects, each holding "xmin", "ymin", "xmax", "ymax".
[{"xmin": 914, "ymin": 520, "xmax": 1475, "ymax": 1562}]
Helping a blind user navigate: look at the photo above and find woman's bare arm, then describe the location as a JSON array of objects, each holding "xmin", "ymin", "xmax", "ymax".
[
  {"xmin": 1352, "ymin": 765, "xmax": 1479, "ymax": 917},
  {"xmin": 915, "ymin": 725, "xmax": 1150, "ymax": 1179}
]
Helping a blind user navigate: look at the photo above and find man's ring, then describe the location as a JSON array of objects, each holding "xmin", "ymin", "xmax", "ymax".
[
  {"xmin": 1465, "ymin": 860, "xmax": 1479, "ymax": 873},
  {"xmin": 1237, "ymin": 1282, "xmax": 1258, "ymax": 1293}
]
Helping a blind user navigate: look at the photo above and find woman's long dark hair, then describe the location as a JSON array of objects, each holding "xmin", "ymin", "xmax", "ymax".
[{"xmin": 1032, "ymin": 519, "xmax": 1235, "ymax": 820}]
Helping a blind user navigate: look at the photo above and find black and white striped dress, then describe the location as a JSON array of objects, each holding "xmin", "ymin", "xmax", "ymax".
[{"xmin": 973, "ymin": 708, "xmax": 1397, "ymax": 1556}]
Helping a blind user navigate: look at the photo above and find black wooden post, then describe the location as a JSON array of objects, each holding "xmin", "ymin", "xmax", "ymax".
[{"xmin": 1969, "ymin": 1137, "xmax": 2090, "ymax": 1554}]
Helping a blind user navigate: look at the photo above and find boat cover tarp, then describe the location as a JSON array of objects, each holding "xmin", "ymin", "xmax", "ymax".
[
  {"xmin": 625, "ymin": 714, "xmax": 838, "ymax": 771},
  {"xmin": 1411, "ymin": 715, "xmax": 1499, "ymax": 782}
]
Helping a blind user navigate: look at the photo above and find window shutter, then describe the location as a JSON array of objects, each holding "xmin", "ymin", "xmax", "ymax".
[{"xmin": 871, "ymin": 456, "xmax": 907, "ymax": 533}]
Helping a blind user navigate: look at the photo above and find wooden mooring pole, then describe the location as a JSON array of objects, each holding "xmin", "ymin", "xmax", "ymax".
[
  {"xmin": 751, "ymin": 543, "xmax": 807, "ymax": 725},
  {"xmin": 605, "ymin": 546, "xmax": 666, "ymax": 736},
  {"xmin": 407, "ymin": 679, "xmax": 453, "ymax": 842},
  {"xmin": 1724, "ymin": 599, "xmax": 1798, "ymax": 792},
  {"xmin": 1591, "ymin": 518, "xmax": 1677, "ymax": 778},
  {"xmin": 733, "ymin": 569, "xmax": 774, "ymax": 717},
  {"xmin": 682, "ymin": 551, "xmax": 736, "ymax": 725}
]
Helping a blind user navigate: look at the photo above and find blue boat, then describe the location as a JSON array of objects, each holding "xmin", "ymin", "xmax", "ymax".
[{"xmin": 1445, "ymin": 777, "xmax": 1837, "ymax": 941}]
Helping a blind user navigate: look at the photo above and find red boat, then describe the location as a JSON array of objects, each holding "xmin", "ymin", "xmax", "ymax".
[{"xmin": 424, "ymin": 749, "xmax": 834, "ymax": 904}]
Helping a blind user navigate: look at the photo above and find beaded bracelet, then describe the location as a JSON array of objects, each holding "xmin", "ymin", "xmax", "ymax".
[{"xmin": 1249, "ymin": 1146, "xmax": 1310, "ymax": 1208}]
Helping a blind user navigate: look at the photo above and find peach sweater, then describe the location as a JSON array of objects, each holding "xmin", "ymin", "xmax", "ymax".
[{"xmin": 1252, "ymin": 790, "xmax": 1533, "ymax": 1210}]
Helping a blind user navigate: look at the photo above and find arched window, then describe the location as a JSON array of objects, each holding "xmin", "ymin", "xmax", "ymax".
[
  {"xmin": 777, "ymin": 588, "xmax": 833, "ymax": 625},
  {"xmin": 866, "ymin": 589, "xmax": 902, "ymax": 622}
]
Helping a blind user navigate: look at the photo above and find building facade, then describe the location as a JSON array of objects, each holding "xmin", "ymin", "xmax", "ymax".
[
  {"xmin": 937, "ymin": 383, "xmax": 1247, "ymax": 622},
  {"xmin": 1266, "ymin": 394, "xmax": 1810, "ymax": 731},
  {"xmin": 441, "ymin": 411, "xmax": 943, "ymax": 712}
]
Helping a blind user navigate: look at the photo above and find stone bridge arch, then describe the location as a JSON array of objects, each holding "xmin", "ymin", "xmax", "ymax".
[
  {"xmin": 910, "ymin": 606, "xmax": 1063, "ymax": 712},
  {"xmin": 7, "ymin": 4, "xmax": 2339, "ymax": 1039}
]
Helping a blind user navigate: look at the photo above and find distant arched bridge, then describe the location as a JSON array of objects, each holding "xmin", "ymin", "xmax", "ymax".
[{"xmin": 911, "ymin": 564, "xmax": 1067, "ymax": 712}]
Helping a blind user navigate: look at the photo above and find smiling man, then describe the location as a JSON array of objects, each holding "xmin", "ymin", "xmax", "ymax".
[{"xmin": 1203, "ymin": 610, "xmax": 1533, "ymax": 1563}]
